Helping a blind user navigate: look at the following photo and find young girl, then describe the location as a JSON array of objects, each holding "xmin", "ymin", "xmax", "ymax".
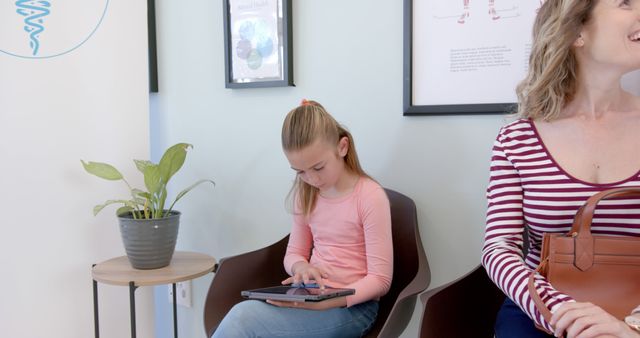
[{"xmin": 212, "ymin": 100, "xmax": 393, "ymax": 338}]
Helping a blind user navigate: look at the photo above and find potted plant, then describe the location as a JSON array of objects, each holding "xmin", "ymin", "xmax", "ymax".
[{"xmin": 82, "ymin": 143, "xmax": 214, "ymax": 269}]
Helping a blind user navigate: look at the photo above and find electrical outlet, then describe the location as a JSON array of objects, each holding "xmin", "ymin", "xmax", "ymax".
[{"xmin": 168, "ymin": 280, "xmax": 192, "ymax": 308}]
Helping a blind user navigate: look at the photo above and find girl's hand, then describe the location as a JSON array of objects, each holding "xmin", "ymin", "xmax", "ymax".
[
  {"xmin": 266, "ymin": 296, "xmax": 346, "ymax": 311},
  {"xmin": 282, "ymin": 262, "xmax": 328, "ymax": 289},
  {"xmin": 550, "ymin": 302, "xmax": 640, "ymax": 338}
]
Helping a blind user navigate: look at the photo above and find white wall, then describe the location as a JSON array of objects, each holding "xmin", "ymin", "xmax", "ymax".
[
  {"xmin": 0, "ymin": 1, "xmax": 153, "ymax": 337},
  {"xmin": 151, "ymin": 0, "xmax": 509, "ymax": 337},
  {"xmin": 0, "ymin": 1, "xmax": 636, "ymax": 337}
]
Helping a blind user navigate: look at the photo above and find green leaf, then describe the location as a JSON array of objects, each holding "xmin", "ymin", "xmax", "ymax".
[
  {"xmin": 93, "ymin": 199, "xmax": 136, "ymax": 216},
  {"xmin": 130, "ymin": 189, "xmax": 148, "ymax": 206},
  {"xmin": 134, "ymin": 160, "xmax": 154, "ymax": 174},
  {"xmin": 167, "ymin": 179, "xmax": 215, "ymax": 212},
  {"xmin": 81, "ymin": 161, "xmax": 123, "ymax": 181},
  {"xmin": 143, "ymin": 164, "xmax": 162, "ymax": 195},
  {"xmin": 132, "ymin": 197, "xmax": 146, "ymax": 205},
  {"xmin": 157, "ymin": 187, "xmax": 168, "ymax": 218},
  {"xmin": 116, "ymin": 206, "xmax": 134, "ymax": 217},
  {"xmin": 136, "ymin": 192, "xmax": 151, "ymax": 203},
  {"xmin": 158, "ymin": 143, "xmax": 192, "ymax": 185},
  {"xmin": 132, "ymin": 189, "xmax": 148, "ymax": 198}
]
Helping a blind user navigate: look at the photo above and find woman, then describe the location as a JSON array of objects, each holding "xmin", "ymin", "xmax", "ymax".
[{"xmin": 482, "ymin": 1, "xmax": 640, "ymax": 337}]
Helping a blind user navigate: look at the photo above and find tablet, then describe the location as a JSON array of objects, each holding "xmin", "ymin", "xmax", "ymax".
[{"xmin": 241, "ymin": 285, "xmax": 355, "ymax": 302}]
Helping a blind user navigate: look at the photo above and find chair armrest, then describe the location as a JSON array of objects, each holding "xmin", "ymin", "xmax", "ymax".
[
  {"xmin": 419, "ymin": 265, "xmax": 505, "ymax": 338},
  {"xmin": 203, "ymin": 235, "xmax": 290, "ymax": 337}
]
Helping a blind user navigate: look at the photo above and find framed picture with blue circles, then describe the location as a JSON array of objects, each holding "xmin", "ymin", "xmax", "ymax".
[{"xmin": 223, "ymin": 0, "xmax": 294, "ymax": 88}]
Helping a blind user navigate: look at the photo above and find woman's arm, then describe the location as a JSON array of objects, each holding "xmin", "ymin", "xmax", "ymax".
[{"xmin": 482, "ymin": 126, "xmax": 573, "ymax": 332}]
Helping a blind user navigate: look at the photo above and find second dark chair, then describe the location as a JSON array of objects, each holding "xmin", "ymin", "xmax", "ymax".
[
  {"xmin": 418, "ymin": 265, "xmax": 505, "ymax": 338},
  {"xmin": 419, "ymin": 232, "xmax": 531, "ymax": 337},
  {"xmin": 202, "ymin": 188, "xmax": 430, "ymax": 338}
]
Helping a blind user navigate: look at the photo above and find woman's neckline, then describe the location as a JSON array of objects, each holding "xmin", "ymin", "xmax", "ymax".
[{"xmin": 527, "ymin": 119, "xmax": 640, "ymax": 187}]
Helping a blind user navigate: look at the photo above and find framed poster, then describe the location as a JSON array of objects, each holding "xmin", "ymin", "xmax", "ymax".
[
  {"xmin": 403, "ymin": 0, "xmax": 540, "ymax": 115},
  {"xmin": 148, "ymin": 0, "xmax": 158, "ymax": 92},
  {"xmin": 223, "ymin": 0, "xmax": 293, "ymax": 88}
]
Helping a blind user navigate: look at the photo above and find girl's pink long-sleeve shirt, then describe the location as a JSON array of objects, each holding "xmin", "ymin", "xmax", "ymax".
[{"xmin": 283, "ymin": 177, "xmax": 393, "ymax": 307}]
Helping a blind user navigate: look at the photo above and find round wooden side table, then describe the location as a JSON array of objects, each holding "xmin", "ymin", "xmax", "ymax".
[{"xmin": 92, "ymin": 251, "xmax": 216, "ymax": 338}]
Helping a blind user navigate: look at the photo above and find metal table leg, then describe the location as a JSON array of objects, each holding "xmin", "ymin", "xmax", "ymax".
[
  {"xmin": 93, "ymin": 273, "xmax": 181, "ymax": 338},
  {"xmin": 129, "ymin": 281, "xmax": 138, "ymax": 338},
  {"xmin": 93, "ymin": 274, "xmax": 99, "ymax": 338},
  {"xmin": 172, "ymin": 283, "xmax": 178, "ymax": 338}
]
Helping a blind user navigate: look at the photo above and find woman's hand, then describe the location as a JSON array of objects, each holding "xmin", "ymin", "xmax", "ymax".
[
  {"xmin": 282, "ymin": 262, "xmax": 328, "ymax": 289},
  {"xmin": 550, "ymin": 302, "xmax": 640, "ymax": 338},
  {"xmin": 266, "ymin": 296, "xmax": 346, "ymax": 311}
]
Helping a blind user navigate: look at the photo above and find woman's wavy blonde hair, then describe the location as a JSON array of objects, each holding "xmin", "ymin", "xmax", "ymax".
[
  {"xmin": 517, "ymin": 0, "xmax": 596, "ymax": 121},
  {"xmin": 281, "ymin": 100, "xmax": 368, "ymax": 216}
]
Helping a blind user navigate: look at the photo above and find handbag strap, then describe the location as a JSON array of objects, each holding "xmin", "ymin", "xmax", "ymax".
[
  {"xmin": 569, "ymin": 187, "xmax": 640, "ymax": 271},
  {"xmin": 571, "ymin": 187, "xmax": 640, "ymax": 234},
  {"xmin": 527, "ymin": 260, "xmax": 554, "ymax": 325},
  {"xmin": 529, "ymin": 264, "xmax": 573, "ymax": 338}
]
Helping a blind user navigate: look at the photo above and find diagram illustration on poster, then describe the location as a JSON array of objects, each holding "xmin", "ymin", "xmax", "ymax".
[{"xmin": 432, "ymin": 0, "xmax": 544, "ymax": 24}]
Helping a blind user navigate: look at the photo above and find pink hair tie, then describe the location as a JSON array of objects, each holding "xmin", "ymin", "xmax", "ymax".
[{"xmin": 300, "ymin": 99, "xmax": 312, "ymax": 106}]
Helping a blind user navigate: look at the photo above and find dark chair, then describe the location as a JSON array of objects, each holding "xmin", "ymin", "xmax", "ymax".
[
  {"xmin": 419, "ymin": 232, "xmax": 530, "ymax": 338},
  {"xmin": 203, "ymin": 188, "xmax": 430, "ymax": 338},
  {"xmin": 418, "ymin": 265, "xmax": 505, "ymax": 338}
]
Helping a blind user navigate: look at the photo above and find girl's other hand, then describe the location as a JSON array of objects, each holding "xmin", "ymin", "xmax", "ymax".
[
  {"xmin": 282, "ymin": 262, "xmax": 328, "ymax": 289},
  {"xmin": 550, "ymin": 302, "xmax": 640, "ymax": 338}
]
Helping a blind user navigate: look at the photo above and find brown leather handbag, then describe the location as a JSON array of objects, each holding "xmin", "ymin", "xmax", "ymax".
[{"xmin": 528, "ymin": 187, "xmax": 640, "ymax": 328}]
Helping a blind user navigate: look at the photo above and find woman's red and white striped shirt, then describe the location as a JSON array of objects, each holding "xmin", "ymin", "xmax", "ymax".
[{"xmin": 482, "ymin": 119, "xmax": 640, "ymax": 331}]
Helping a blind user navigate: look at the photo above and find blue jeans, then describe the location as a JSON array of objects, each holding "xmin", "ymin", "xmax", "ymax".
[
  {"xmin": 212, "ymin": 300, "xmax": 378, "ymax": 338},
  {"xmin": 495, "ymin": 298, "xmax": 554, "ymax": 338}
]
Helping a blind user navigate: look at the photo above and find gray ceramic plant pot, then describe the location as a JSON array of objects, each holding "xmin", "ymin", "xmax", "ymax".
[{"xmin": 118, "ymin": 211, "xmax": 180, "ymax": 269}]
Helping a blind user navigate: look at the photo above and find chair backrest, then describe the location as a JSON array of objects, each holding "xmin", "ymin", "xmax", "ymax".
[
  {"xmin": 366, "ymin": 189, "xmax": 430, "ymax": 338},
  {"xmin": 419, "ymin": 266, "xmax": 505, "ymax": 338},
  {"xmin": 419, "ymin": 232, "xmax": 528, "ymax": 337}
]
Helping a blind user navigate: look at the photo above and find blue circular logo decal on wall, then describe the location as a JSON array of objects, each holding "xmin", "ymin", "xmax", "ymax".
[{"xmin": 1, "ymin": 0, "xmax": 109, "ymax": 59}]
